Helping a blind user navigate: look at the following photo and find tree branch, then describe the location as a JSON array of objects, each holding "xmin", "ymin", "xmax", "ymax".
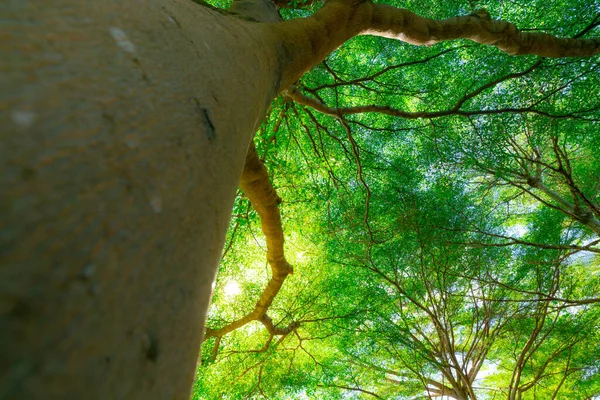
[
  {"xmin": 364, "ymin": 5, "xmax": 600, "ymax": 57},
  {"xmin": 277, "ymin": 1, "xmax": 599, "ymax": 89},
  {"xmin": 204, "ymin": 142, "xmax": 295, "ymax": 341}
]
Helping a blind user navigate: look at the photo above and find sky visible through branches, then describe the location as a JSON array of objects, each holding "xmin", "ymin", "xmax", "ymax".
[{"xmin": 195, "ymin": 0, "xmax": 599, "ymax": 398}]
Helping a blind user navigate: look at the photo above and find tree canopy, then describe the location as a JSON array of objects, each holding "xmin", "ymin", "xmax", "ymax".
[{"xmin": 195, "ymin": 0, "xmax": 599, "ymax": 398}]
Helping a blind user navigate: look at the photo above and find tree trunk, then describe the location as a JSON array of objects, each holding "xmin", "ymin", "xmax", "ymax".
[{"xmin": 1, "ymin": 1, "xmax": 281, "ymax": 398}]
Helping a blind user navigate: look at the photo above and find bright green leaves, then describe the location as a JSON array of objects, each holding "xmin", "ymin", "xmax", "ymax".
[{"xmin": 195, "ymin": 0, "xmax": 599, "ymax": 397}]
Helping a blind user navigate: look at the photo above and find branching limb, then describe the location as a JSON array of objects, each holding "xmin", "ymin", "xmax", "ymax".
[
  {"xmin": 287, "ymin": 61, "xmax": 599, "ymax": 122},
  {"xmin": 448, "ymin": 229, "xmax": 600, "ymax": 254},
  {"xmin": 364, "ymin": 5, "xmax": 600, "ymax": 57},
  {"xmin": 277, "ymin": 1, "xmax": 599, "ymax": 89},
  {"xmin": 204, "ymin": 142, "xmax": 296, "ymax": 341},
  {"xmin": 285, "ymin": 87, "xmax": 378, "ymax": 242}
]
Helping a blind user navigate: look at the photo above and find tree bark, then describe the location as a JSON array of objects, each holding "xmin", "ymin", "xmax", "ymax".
[{"xmin": 1, "ymin": 1, "xmax": 281, "ymax": 398}]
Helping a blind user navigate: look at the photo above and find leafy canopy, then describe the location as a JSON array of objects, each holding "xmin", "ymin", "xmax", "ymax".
[{"xmin": 195, "ymin": 0, "xmax": 599, "ymax": 398}]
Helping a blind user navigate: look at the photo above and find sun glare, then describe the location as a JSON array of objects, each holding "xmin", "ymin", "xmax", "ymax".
[{"xmin": 223, "ymin": 281, "xmax": 241, "ymax": 298}]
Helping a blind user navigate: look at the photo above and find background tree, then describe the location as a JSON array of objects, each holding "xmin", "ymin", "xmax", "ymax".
[{"xmin": 3, "ymin": 0, "xmax": 598, "ymax": 398}]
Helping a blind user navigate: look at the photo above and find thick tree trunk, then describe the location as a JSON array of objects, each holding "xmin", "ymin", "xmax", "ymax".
[{"xmin": 1, "ymin": 1, "xmax": 281, "ymax": 398}]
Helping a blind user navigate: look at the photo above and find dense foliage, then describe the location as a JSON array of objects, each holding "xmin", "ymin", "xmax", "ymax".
[{"xmin": 195, "ymin": 0, "xmax": 599, "ymax": 398}]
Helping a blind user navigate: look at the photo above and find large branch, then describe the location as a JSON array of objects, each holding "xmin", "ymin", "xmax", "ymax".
[
  {"xmin": 277, "ymin": 1, "xmax": 599, "ymax": 89},
  {"xmin": 204, "ymin": 142, "xmax": 295, "ymax": 340},
  {"xmin": 364, "ymin": 6, "xmax": 600, "ymax": 57}
]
